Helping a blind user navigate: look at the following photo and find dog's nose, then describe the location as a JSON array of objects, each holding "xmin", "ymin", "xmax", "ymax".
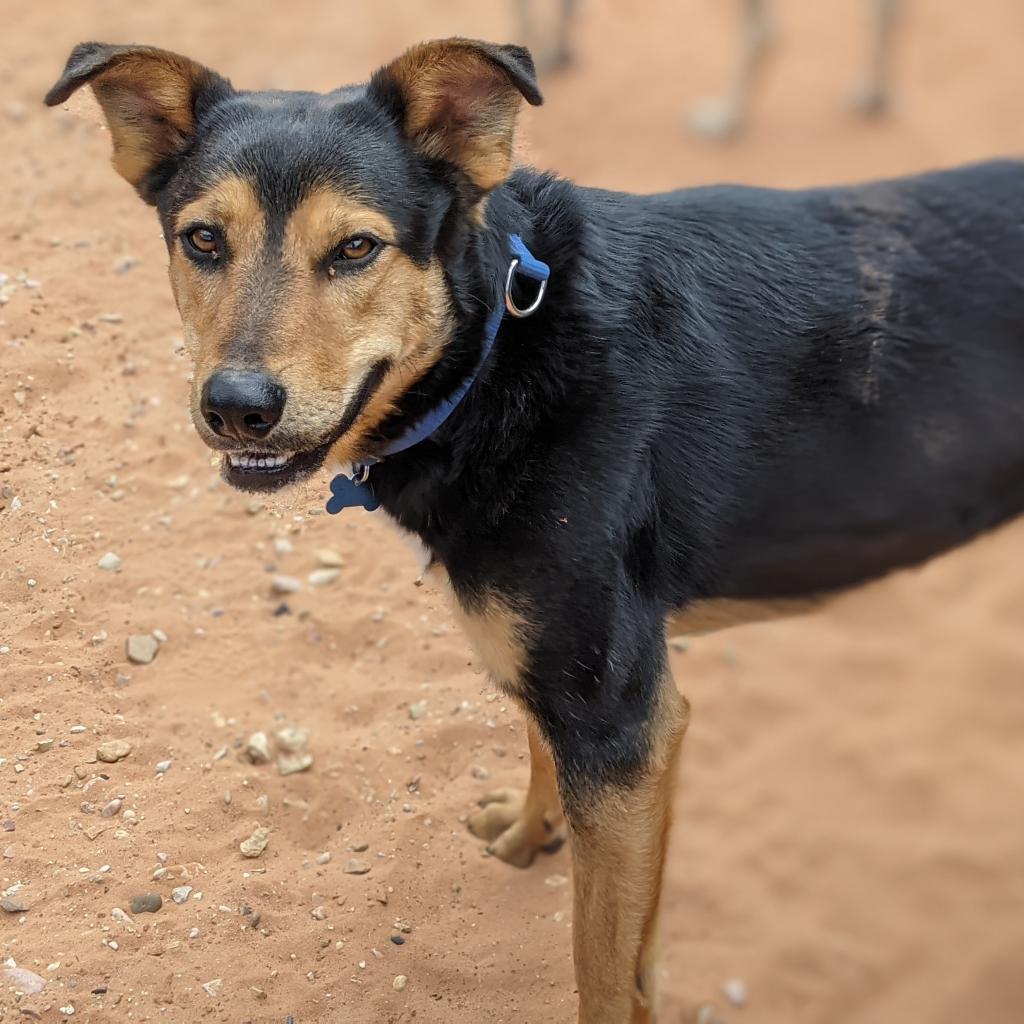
[{"xmin": 201, "ymin": 370, "xmax": 286, "ymax": 442}]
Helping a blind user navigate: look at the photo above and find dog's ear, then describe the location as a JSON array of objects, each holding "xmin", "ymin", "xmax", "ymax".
[
  {"xmin": 44, "ymin": 42, "xmax": 232, "ymax": 203},
  {"xmin": 370, "ymin": 38, "xmax": 542, "ymax": 195}
]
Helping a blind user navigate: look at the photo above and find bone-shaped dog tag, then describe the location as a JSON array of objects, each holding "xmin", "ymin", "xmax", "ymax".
[{"xmin": 326, "ymin": 473, "xmax": 381, "ymax": 514}]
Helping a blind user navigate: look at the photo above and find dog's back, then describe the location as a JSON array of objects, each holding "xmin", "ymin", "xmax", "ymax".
[{"xmin": 524, "ymin": 161, "xmax": 1024, "ymax": 604}]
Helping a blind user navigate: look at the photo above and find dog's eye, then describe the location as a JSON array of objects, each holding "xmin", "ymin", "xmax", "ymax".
[
  {"xmin": 185, "ymin": 226, "xmax": 220, "ymax": 259},
  {"xmin": 335, "ymin": 237, "xmax": 378, "ymax": 263}
]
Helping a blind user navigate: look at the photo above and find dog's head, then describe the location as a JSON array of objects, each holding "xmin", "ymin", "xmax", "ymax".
[{"xmin": 45, "ymin": 40, "xmax": 541, "ymax": 491}]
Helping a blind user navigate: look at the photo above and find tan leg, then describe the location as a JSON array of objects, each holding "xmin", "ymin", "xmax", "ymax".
[
  {"xmin": 850, "ymin": 0, "xmax": 900, "ymax": 115},
  {"xmin": 690, "ymin": 0, "xmax": 775, "ymax": 139},
  {"xmin": 569, "ymin": 683, "xmax": 689, "ymax": 1024},
  {"xmin": 469, "ymin": 719, "xmax": 565, "ymax": 868}
]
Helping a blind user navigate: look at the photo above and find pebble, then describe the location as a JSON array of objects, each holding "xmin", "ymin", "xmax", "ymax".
[
  {"xmin": 275, "ymin": 726, "xmax": 309, "ymax": 753},
  {"xmin": 170, "ymin": 886, "xmax": 193, "ymax": 904},
  {"xmin": 130, "ymin": 893, "xmax": 162, "ymax": 914},
  {"xmin": 3, "ymin": 964, "xmax": 46, "ymax": 994},
  {"xmin": 110, "ymin": 908, "xmax": 134, "ymax": 926},
  {"xmin": 408, "ymin": 701, "xmax": 428, "ymax": 721},
  {"xmin": 471, "ymin": 765, "xmax": 490, "ymax": 780},
  {"xmin": 188, "ymin": 927, "xmax": 200, "ymax": 939},
  {"xmin": 96, "ymin": 740, "xmax": 132, "ymax": 763},
  {"xmin": 390, "ymin": 935, "xmax": 405, "ymax": 945},
  {"xmin": 315, "ymin": 852, "xmax": 331, "ymax": 865},
  {"xmin": 315, "ymin": 547, "xmax": 344, "ymax": 567},
  {"xmin": 244, "ymin": 732, "xmax": 271, "ymax": 765},
  {"xmin": 393, "ymin": 975, "xmax": 408, "ymax": 992},
  {"xmin": 69, "ymin": 725, "xmax": 87, "ymax": 734},
  {"xmin": 0, "ymin": 896, "xmax": 28, "ymax": 913},
  {"xmin": 272, "ymin": 536, "xmax": 293, "ymax": 556},
  {"xmin": 239, "ymin": 826, "xmax": 271, "ymax": 858},
  {"xmin": 35, "ymin": 739, "xmax": 53, "ymax": 753},
  {"xmin": 277, "ymin": 752, "xmax": 313, "ymax": 776},
  {"xmin": 343, "ymin": 858, "xmax": 370, "ymax": 875},
  {"xmin": 270, "ymin": 575, "xmax": 301, "ymax": 595},
  {"xmin": 202, "ymin": 978, "xmax": 222, "ymax": 997},
  {"xmin": 311, "ymin": 905, "xmax": 327, "ymax": 920},
  {"xmin": 155, "ymin": 760, "xmax": 172, "ymax": 774},
  {"xmin": 723, "ymin": 978, "xmax": 748, "ymax": 1008},
  {"xmin": 126, "ymin": 634, "xmax": 158, "ymax": 665},
  {"xmin": 97, "ymin": 552, "xmax": 122, "ymax": 572},
  {"xmin": 308, "ymin": 568, "xmax": 341, "ymax": 587},
  {"xmin": 99, "ymin": 798, "xmax": 122, "ymax": 818}
]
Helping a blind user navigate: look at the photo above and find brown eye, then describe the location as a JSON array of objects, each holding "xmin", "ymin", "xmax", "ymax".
[
  {"xmin": 186, "ymin": 227, "xmax": 219, "ymax": 258},
  {"xmin": 338, "ymin": 236, "xmax": 376, "ymax": 261}
]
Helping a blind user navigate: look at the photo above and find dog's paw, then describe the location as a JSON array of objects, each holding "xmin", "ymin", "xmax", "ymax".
[
  {"xmin": 689, "ymin": 98, "xmax": 743, "ymax": 140},
  {"xmin": 468, "ymin": 788, "xmax": 565, "ymax": 869}
]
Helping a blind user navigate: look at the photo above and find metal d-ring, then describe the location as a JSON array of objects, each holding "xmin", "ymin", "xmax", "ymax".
[{"xmin": 504, "ymin": 257, "xmax": 547, "ymax": 318}]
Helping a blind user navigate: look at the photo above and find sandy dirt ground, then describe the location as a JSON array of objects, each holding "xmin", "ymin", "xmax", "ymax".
[{"xmin": 2, "ymin": 1, "xmax": 1024, "ymax": 1022}]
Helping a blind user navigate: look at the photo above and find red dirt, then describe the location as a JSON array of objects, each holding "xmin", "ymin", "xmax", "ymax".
[{"xmin": 2, "ymin": 2, "xmax": 1023, "ymax": 1022}]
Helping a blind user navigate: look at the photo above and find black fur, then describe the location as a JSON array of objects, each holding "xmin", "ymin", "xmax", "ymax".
[{"xmin": 45, "ymin": 46, "xmax": 1024, "ymax": 808}]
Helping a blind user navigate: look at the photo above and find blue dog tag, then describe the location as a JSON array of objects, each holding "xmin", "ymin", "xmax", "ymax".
[{"xmin": 326, "ymin": 473, "xmax": 381, "ymax": 514}]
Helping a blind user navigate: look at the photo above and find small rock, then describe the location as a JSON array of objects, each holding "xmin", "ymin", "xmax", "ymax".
[
  {"xmin": 723, "ymin": 978, "xmax": 748, "ymax": 1008},
  {"xmin": 311, "ymin": 905, "xmax": 327, "ymax": 920},
  {"xmin": 393, "ymin": 974, "xmax": 408, "ymax": 992},
  {"xmin": 130, "ymin": 893, "xmax": 162, "ymax": 914},
  {"xmin": 155, "ymin": 760, "xmax": 172, "ymax": 774},
  {"xmin": 188, "ymin": 927, "xmax": 200, "ymax": 939},
  {"xmin": 244, "ymin": 732, "xmax": 271, "ymax": 765},
  {"xmin": 308, "ymin": 568, "xmax": 341, "ymax": 587},
  {"xmin": 35, "ymin": 739, "xmax": 53, "ymax": 753},
  {"xmin": 202, "ymin": 978, "xmax": 222, "ymax": 997},
  {"xmin": 408, "ymin": 701, "xmax": 428, "ymax": 721},
  {"xmin": 1, "ymin": 897, "xmax": 28, "ymax": 913},
  {"xmin": 3, "ymin": 965, "xmax": 46, "ymax": 994},
  {"xmin": 272, "ymin": 537, "xmax": 293, "ymax": 556},
  {"xmin": 343, "ymin": 858, "xmax": 370, "ymax": 875},
  {"xmin": 97, "ymin": 552, "xmax": 122, "ymax": 572},
  {"xmin": 239, "ymin": 826, "xmax": 271, "ymax": 858},
  {"xmin": 315, "ymin": 852, "xmax": 331, "ymax": 865},
  {"xmin": 96, "ymin": 740, "xmax": 132, "ymax": 763},
  {"xmin": 277, "ymin": 752, "xmax": 313, "ymax": 776},
  {"xmin": 99, "ymin": 798, "xmax": 122, "ymax": 818},
  {"xmin": 270, "ymin": 575, "xmax": 301, "ymax": 595},
  {"xmin": 126, "ymin": 634, "xmax": 158, "ymax": 665},
  {"xmin": 545, "ymin": 874, "xmax": 569, "ymax": 888},
  {"xmin": 471, "ymin": 765, "xmax": 490, "ymax": 780},
  {"xmin": 390, "ymin": 934, "xmax": 405, "ymax": 945},
  {"xmin": 275, "ymin": 726, "xmax": 309, "ymax": 753},
  {"xmin": 110, "ymin": 908, "xmax": 134, "ymax": 926},
  {"xmin": 315, "ymin": 547, "xmax": 344, "ymax": 567},
  {"xmin": 170, "ymin": 886, "xmax": 193, "ymax": 904}
]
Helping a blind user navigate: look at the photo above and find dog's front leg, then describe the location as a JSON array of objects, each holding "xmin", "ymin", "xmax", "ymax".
[{"xmin": 559, "ymin": 670, "xmax": 689, "ymax": 1023}]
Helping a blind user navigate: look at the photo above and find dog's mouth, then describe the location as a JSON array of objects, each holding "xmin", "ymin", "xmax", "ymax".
[
  {"xmin": 216, "ymin": 360, "xmax": 392, "ymax": 494},
  {"xmin": 221, "ymin": 442, "xmax": 329, "ymax": 492}
]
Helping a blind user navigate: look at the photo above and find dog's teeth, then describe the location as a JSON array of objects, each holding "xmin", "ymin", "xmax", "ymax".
[{"xmin": 229, "ymin": 451, "xmax": 295, "ymax": 471}]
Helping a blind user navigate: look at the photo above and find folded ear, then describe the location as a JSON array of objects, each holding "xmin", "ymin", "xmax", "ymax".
[
  {"xmin": 370, "ymin": 38, "xmax": 542, "ymax": 195},
  {"xmin": 44, "ymin": 42, "xmax": 232, "ymax": 202}
]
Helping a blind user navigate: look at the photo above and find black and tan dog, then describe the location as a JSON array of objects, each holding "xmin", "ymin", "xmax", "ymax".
[{"xmin": 46, "ymin": 38, "xmax": 1024, "ymax": 1023}]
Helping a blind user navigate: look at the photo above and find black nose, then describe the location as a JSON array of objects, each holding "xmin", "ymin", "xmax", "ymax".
[{"xmin": 201, "ymin": 370, "xmax": 286, "ymax": 442}]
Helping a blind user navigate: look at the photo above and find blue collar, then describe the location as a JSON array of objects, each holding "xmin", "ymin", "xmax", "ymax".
[{"xmin": 326, "ymin": 233, "xmax": 550, "ymax": 514}]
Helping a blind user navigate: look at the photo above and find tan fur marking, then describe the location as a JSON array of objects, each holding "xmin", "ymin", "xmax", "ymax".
[
  {"xmin": 570, "ymin": 679, "xmax": 689, "ymax": 1023},
  {"xmin": 169, "ymin": 176, "xmax": 266, "ymax": 376},
  {"xmin": 270, "ymin": 187, "xmax": 451, "ymax": 463},
  {"xmin": 449, "ymin": 588, "xmax": 531, "ymax": 692},
  {"xmin": 665, "ymin": 595, "xmax": 825, "ymax": 637}
]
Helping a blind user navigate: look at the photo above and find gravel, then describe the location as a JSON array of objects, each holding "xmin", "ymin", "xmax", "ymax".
[
  {"xmin": 239, "ymin": 826, "xmax": 271, "ymax": 858},
  {"xmin": 97, "ymin": 552, "xmax": 122, "ymax": 571},
  {"xmin": 130, "ymin": 892, "xmax": 162, "ymax": 914},
  {"xmin": 96, "ymin": 740, "xmax": 132, "ymax": 763},
  {"xmin": 126, "ymin": 634, "xmax": 159, "ymax": 665}
]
